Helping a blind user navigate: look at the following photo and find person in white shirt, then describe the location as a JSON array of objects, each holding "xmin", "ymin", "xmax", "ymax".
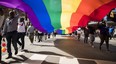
[
  {"xmin": 17, "ymin": 18, "xmax": 26, "ymax": 51},
  {"xmin": 76, "ymin": 27, "xmax": 82, "ymax": 41}
]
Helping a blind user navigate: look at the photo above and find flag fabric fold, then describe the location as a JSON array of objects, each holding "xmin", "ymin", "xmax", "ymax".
[{"xmin": 0, "ymin": 0, "xmax": 116, "ymax": 34}]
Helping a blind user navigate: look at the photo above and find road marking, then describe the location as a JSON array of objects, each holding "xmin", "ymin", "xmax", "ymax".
[
  {"xmin": 22, "ymin": 54, "xmax": 48, "ymax": 64},
  {"xmin": 59, "ymin": 57, "xmax": 79, "ymax": 64},
  {"xmin": 29, "ymin": 54, "xmax": 47, "ymax": 60}
]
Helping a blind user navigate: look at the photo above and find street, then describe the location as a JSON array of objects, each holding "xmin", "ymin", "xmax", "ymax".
[{"xmin": 1, "ymin": 35, "xmax": 116, "ymax": 64}]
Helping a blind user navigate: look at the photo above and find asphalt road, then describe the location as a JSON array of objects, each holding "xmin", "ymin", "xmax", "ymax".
[{"xmin": 1, "ymin": 35, "xmax": 116, "ymax": 64}]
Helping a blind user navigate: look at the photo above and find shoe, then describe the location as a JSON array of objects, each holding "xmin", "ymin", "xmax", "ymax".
[
  {"xmin": 21, "ymin": 49, "xmax": 24, "ymax": 52},
  {"xmin": 38, "ymin": 40, "xmax": 40, "ymax": 42},
  {"xmin": 6, "ymin": 55, "xmax": 12, "ymax": 59},
  {"xmin": 15, "ymin": 51, "xmax": 18, "ymax": 55}
]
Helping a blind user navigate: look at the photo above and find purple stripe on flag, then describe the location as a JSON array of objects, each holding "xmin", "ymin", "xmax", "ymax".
[{"xmin": 0, "ymin": 0, "xmax": 47, "ymax": 32}]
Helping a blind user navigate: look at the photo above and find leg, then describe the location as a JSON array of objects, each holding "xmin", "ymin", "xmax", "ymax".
[
  {"xmin": 29, "ymin": 33, "xmax": 33, "ymax": 43},
  {"xmin": 31, "ymin": 33, "xmax": 34, "ymax": 43},
  {"xmin": 21, "ymin": 33, "xmax": 25, "ymax": 49},
  {"xmin": 17, "ymin": 33, "xmax": 22, "ymax": 46},
  {"xmin": 40, "ymin": 33, "xmax": 43, "ymax": 42},
  {"xmin": 89, "ymin": 34, "xmax": 93, "ymax": 46},
  {"xmin": 48, "ymin": 34, "xmax": 50, "ymax": 38},
  {"xmin": 0, "ymin": 35, "xmax": 2, "ymax": 61},
  {"xmin": 78, "ymin": 34, "xmax": 80, "ymax": 41},
  {"xmin": 12, "ymin": 31, "xmax": 18, "ymax": 55},
  {"xmin": 86, "ymin": 37, "xmax": 88, "ymax": 43},
  {"xmin": 45, "ymin": 34, "xmax": 47, "ymax": 40},
  {"xmin": 105, "ymin": 36, "xmax": 109, "ymax": 51},
  {"xmin": 99, "ymin": 35, "xmax": 105, "ymax": 50},
  {"xmin": 84, "ymin": 35, "xmax": 88, "ymax": 43},
  {"xmin": 38, "ymin": 33, "xmax": 40, "ymax": 42},
  {"xmin": 6, "ymin": 33, "xmax": 12, "ymax": 58}
]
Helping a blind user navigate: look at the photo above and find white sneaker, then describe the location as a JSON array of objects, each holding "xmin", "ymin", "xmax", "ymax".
[{"xmin": 21, "ymin": 49, "xmax": 24, "ymax": 52}]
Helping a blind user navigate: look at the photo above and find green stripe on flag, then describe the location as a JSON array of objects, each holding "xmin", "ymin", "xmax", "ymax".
[{"xmin": 43, "ymin": 0, "xmax": 62, "ymax": 30}]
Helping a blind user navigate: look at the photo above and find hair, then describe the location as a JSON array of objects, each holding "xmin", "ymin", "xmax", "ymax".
[
  {"xmin": 9, "ymin": 11, "xmax": 15, "ymax": 15},
  {"xmin": 0, "ymin": 8, "xmax": 3, "ymax": 11},
  {"xmin": 0, "ymin": 8, "xmax": 3, "ymax": 13},
  {"xmin": 20, "ymin": 18, "xmax": 24, "ymax": 22}
]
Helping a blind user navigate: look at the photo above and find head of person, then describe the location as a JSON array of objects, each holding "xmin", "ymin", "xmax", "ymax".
[
  {"xmin": 0, "ymin": 8, "xmax": 4, "ymax": 16},
  {"xmin": 9, "ymin": 11, "xmax": 15, "ymax": 18},
  {"xmin": 101, "ymin": 22, "xmax": 106, "ymax": 27},
  {"xmin": 20, "ymin": 18, "xmax": 24, "ymax": 22}
]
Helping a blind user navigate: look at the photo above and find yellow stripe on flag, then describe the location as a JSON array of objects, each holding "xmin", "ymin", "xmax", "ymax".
[{"xmin": 61, "ymin": 0, "xmax": 82, "ymax": 34}]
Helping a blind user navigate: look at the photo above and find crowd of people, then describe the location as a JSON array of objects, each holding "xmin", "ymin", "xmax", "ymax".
[
  {"xmin": 0, "ymin": 7, "xmax": 115, "ymax": 63},
  {"xmin": 70, "ymin": 21, "xmax": 115, "ymax": 51},
  {"xmin": 0, "ymin": 8, "xmax": 57, "ymax": 62}
]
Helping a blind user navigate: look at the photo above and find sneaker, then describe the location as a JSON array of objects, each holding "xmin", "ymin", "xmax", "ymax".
[
  {"xmin": 21, "ymin": 49, "xmax": 24, "ymax": 52},
  {"xmin": 15, "ymin": 50, "xmax": 18, "ymax": 55},
  {"xmin": 6, "ymin": 55, "xmax": 12, "ymax": 59}
]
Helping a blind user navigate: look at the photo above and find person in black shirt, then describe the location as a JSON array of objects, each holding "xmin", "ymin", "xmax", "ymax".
[{"xmin": 98, "ymin": 21, "xmax": 110, "ymax": 51}]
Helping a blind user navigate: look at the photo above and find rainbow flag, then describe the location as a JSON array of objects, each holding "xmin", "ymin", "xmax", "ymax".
[{"xmin": 0, "ymin": 0, "xmax": 116, "ymax": 34}]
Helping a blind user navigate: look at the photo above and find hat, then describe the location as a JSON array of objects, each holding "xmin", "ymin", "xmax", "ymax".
[{"xmin": 78, "ymin": 28, "xmax": 81, "ymax": 30}]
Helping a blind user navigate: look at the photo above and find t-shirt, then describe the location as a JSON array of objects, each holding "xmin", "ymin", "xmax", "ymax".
[
  {"xmin": 27, "ymin": 26, "xmax": 35, "ymax": 33},
  {"xmin": 3, "ymin": 15, "xmax": 19, "ymax": 33},
  {"xmin": 38, "ymin": 30, "xmax": 42, "ymax": 34},
  {"xmin": 17, "ymin": 22, "xmax": 25, "ymax": 33},
  {"xmin": 77, "ymin": 30, "xmax": 82, "ymax": 34}
]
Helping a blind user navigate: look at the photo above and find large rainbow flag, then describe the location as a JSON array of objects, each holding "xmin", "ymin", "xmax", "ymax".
[{"xmin": 0, "ymin": 0, "xmax": 116, "ymax": 34}]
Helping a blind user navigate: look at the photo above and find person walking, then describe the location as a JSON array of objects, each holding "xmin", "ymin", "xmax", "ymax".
[
  {"xmin": 76, "ymin": 27, "xmax": 82, "ymax": 41},
  {"xmin": 98, "ymin": 21, "xmax": 110, "ymax": 51},
  {"xmin": 17, "ymin": 18, "xmax": 26, "ymax": 51},
  {"xmin": 109, "ymin": 26, "xmax": 115, "ymax": 39},
  {"xmin": 27, "ymin": 24, "xmax": 35, "ymax": 44},
  {"xmin": 48, "ymin": 33, "xmax": 51, "ymax": 39},
  {"xmin": 88, "ymin": 26, "xmax": 95, "ymax": 48},
  {"xmin": 0, "ymin": 8, "xmax": 5, "ymax": 62},
  {"xmin": 83, "ymin": 27, "xmax": 89, "ymax": 43},
  {"xmin": 3, "ymin": 9, "xmax": 19, "ymax": 59},
  {"xmin": 52, "ymin": 31, "xmax": 57, "ymax": 38},
  {"xmin": 44, "ymin": 33, "xmax": 48, "ymax": 40},
  {"xmin": 38, "ymin": 30, "xmax": 44, "ymax": 42},
  {"xmin": 34, "ymin": 29, "xmax": 38, "ymax": 41}
]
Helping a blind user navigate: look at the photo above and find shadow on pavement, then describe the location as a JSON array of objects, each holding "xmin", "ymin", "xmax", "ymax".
[
  {"xmin": 54, "ymin": 38, "xmax": 116, "ymax": 62},
  {"xmin": 78, "ymin": 59, "xmax": 97, "ymax": 64},
  {"xmin": 7, "ymin": 55, "xmax": 29, "ymax": 63},
  {"xmin": 24, "ymin": 50, "xmax": 72, "ymax": 58},
  {"xmin": 0, "ymin": 61, "xmax": 7, "ymax": 64}
]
